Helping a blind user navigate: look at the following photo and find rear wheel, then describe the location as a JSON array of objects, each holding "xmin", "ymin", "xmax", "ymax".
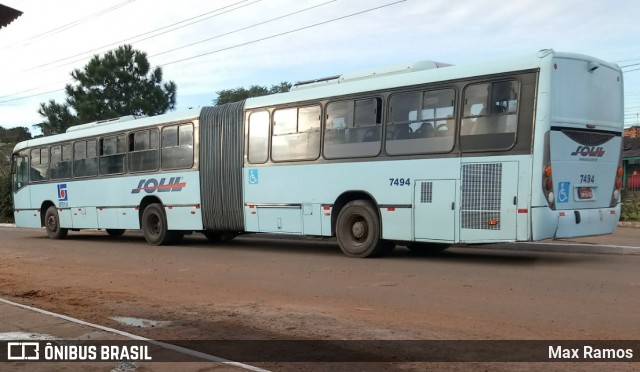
[
  {"xmin": 335, "ymin": 200, "xmax": 391, "ymax": 258},
  {"xmin": 106, "ymin": 229, "xmax": 125, "ymax": 237},
  {"xmin": 44, "ymin": 206, "xmax": 68, "ymax": 239},
  {"xmin": 141, "ymin": 203, "xmax": 174, "ymax": 245}
]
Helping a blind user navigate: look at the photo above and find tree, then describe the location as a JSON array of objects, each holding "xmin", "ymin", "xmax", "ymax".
[
  {"xmin": 0, "ymin": 126, "xmax": 31, "ymax": 143},
  {"xmin": 36, "ymin": 100, "xmax": 77, "ymax": 136},
  {"xmin": 37, "ymin": 44, "xmax": 177, "ymax": 135},
  {"xmin": 214, "ymin": 81, "xmax": 291, "ymax": 105}
]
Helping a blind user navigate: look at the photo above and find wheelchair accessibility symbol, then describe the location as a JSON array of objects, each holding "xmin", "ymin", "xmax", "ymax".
[
  {"xmin": 249, "ymin": 169, "xmax": 259, "ymax": 185},
  {"xmin": 557, "ymin": 182, "xmax": 570, "ymax": 203}
]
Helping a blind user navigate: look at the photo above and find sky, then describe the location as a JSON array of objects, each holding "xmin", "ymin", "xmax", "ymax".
[{"xmin": 1, "ymin": 0, "xmax": 640, "ymax": 133}]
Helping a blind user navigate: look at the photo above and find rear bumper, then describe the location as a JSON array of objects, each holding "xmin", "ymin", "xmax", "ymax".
[{"xmin": 531, "ymin": 205, "xmax": 620, "ymax": 240}]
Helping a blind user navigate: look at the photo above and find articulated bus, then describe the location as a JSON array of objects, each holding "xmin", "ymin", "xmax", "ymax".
[{"xmin": 11, "ymin": 49, "xmax": 624, "ymax": 257}]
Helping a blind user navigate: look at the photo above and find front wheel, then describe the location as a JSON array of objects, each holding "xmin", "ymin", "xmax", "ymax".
[
  {"xmin": 335, "ymin": 200, "xmax": 391, "ymax": 258},
  {"xmin": 141, "ymin": 203, "xmax": 174, "ymax": 245},
  {"xmin": 44, "ymin": 206, "xmax": 68, "ymax": 239}
]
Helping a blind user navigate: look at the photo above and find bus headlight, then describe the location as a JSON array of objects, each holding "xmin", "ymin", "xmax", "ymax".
[{"xmin": 547, "ymin": 192, "xmax": 555, "ymax": 204}]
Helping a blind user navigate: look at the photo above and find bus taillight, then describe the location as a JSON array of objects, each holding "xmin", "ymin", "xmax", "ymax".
[
  {"xmin": 544, "ymin": 164, "xmax": 554, "ymax": 205},
  {"xmin": 615, "ymin": 166, "xmax": 623, "ymax": 190}
]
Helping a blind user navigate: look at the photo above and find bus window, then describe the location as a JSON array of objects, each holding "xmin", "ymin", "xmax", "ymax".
[
  {"xmin": 73, "ymin": 140, "xmax": 98, "ymax": 178},
  {"xmin": 50, "ymin": 143, "xmax": 72, "ymax": 180},
  {"xmin": 162, "ymin": 124, "xmax": 194, "ymax": 169},
  {"xmin": 30, "ymin": 147, "xmax": 49, "ymax": 182},
  {"xmin": 460, "ymin": 80, "xmax": 519, "ymax": 151},
  {"xmin": 272, "ymin": 106, "xmax": 320, "ymax": 162},
  {"xmin": 130, "ymin": 129, "xmax": 159, "ymax": 172},
  {"xmin": 248, "ymin": 111, "xmax": 269, "ymax": 164},
  {"xmin": 324, "ymin": 98, "xmax": 382, "ymax": 159},
  {"xmin": 386, "ymin": 89, "xmax": 455, "ymax": 155},
  {"xmin": 100, "ymin": 134, "xmax": 127, "ymax": 175}
]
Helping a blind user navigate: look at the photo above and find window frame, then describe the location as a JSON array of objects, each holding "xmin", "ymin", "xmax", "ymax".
[
  {"xmin": 323, "ymin": 97, "xmax": 383, "ymax": 159},
  {"xmin": 270, "ymin": 104, "xmax": 322, "ymax": 162},
  {"xmin": 385, "ymin": 88, "xmax": 456, "ymax": 156},
  {"xmin": 247, "ymin": 110, "xmax": 270, "ymax": 164},
  {"xmin": 459, "ymin": 79, "xmax": 521, "ymax": 152},
  {"xmin": 99, "ymin": 134, "xmax": 127, "ymax": 176},
  {"xmin": 161, "ymin": 123, "xmax": 194, "ymax": 170},
  {"xmin": 129, "ymin": 128, "xmax": 160, "ymax": 173}
]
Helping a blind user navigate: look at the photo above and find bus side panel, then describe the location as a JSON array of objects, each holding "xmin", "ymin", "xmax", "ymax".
[
  {"xmin": 71, "ymin": 207, "xmax": 98, "ymax": 229},
  {"xmin": 59, "ymin": 208, "xmax": 72, "ymax": 228},
  {"xmin": 380, "ymin": 208, "xmax": 412, "ymax": 241},
  {"xmin": 117, "ymin": 207, "xmax": 139, "ymax": 229},
  {"xmin": 13, "ymin": 185, "xmax": 40, "ymax": 228},
  {"xmin": 97, "ymin": 207, "xmax": 119, "ymax": 229},
  {"xmin": 165, "ymin": 206, "xmax": 203, "ymax": 230},
  {"xmin": 13, "ymin": 209, "xmax": 41, "ymax": 228}
]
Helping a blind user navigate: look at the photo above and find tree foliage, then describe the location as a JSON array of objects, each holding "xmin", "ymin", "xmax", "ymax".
[
  {"xmin": 37, "ymin": 44, "xmax": 177, "ymax": 136},
  {"xmin": 36, "ymin": 100, "xmax": 77, "ymax": 136},
  {"xmin": 214, "ymin": 81, "xmax": 291, "ymax": 105},
  {"xmin": 0, "ymin": 126, "xmax": 31, "ymax": 143},
  {"xmin": 0, "ymin": 167, "xmax": 11, "ymax": 223}
]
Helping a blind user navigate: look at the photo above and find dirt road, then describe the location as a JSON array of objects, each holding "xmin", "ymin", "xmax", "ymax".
[{"xmin": 0, "ymin": 227, "xmax": 638, "ymax": 369}]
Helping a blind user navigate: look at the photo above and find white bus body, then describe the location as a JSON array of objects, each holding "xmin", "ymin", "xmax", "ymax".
[{"xmin": 12, "ymin": 50, "xmax": 624, "ymax": 257}]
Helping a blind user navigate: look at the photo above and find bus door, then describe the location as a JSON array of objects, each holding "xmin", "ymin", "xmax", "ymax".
[
  {"xmin": 413, "ymin": 179, "xmax": 456, "ymax": 242},
  {"xmin": 11, "ymin": 154, "xmax": 38, "ymax": 227},
  {"xmin": 459, "ymin": 161, "xmax": 518, "ymax": 242}
]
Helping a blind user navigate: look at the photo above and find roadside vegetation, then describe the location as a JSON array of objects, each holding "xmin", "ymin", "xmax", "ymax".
[{"xmin": 621, "ymin": 191, "xmax": 640, "ymax": 221}]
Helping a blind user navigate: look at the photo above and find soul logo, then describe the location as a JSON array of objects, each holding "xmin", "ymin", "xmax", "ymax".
[
  {"xmin": 570, "ymin": 146, "xmax": 605, "ymax": 157},
  {"xmin": 131, "ymin": 177, "xmax": 186, "ymax": 194}
]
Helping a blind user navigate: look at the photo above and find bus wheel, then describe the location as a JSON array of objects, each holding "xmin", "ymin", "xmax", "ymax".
[
  {"xmin": 336, "ymin": 200, "xmax": 387, "ymax": 258},
  {"xmin": 106, "ymin": 229, "xmax": 125, "ymax": 237},
  {"xmin": 141, "ymin": 203, "xmax": 172, "ymax": 245},
  {"xmin": 45, "ymin": 206, "xmax": 68, "ymax": 239},
  {"xmin": 406, "ymin": 242, "xmax": 450, "ymax": 255}
]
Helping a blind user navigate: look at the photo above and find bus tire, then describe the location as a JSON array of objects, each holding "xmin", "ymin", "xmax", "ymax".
[
  {"xmin": 141, "ymin": 203, "xmax": 172, "ymax": 245},
  {"xmin": 406, "ymin": 242, "xmax": 450, "ymax": 255},
  {"xmin": 106, "ymin": 229, "xmax": 125, "ymax": 237},
  {"xmin": 336, "ymin": 200, "xmax": 388, "ymax": 258},
  {"xmin": 45, "ymin": 206, "xmax": 68, "ymax": 240}
]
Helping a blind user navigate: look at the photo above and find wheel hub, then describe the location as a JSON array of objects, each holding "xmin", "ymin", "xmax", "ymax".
[{"xmin": 351, "ymin": 220, "xmax": 366, "ymax": 239}]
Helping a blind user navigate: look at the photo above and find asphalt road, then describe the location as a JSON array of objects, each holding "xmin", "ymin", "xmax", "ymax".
[{"xmin": 0, "ymin": 227, "xmax": 638, "ymax": 370}]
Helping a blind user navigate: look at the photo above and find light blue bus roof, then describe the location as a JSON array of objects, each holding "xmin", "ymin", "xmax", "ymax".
[
  {"xmin": 245, "ymin": 49, "xmax": 620, "ymax": 109},
  {"xmin": 14, "ymin": 108, "xmax": 201, "ymax": 153},
  {"xmin": 14, "ymin": 50, "xmax": 620, "ymax": 154}
]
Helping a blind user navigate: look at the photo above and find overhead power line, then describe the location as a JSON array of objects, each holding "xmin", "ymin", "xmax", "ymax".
[
  {"xmin": 0, "ymin": 0, "xmax": 326, "ymax": 101},
  {"xmin": 151, "ymin": 0, "xmax": 337, "ymax": 58},
  {"xmin": 0, "ymin": 0, "xmax": 407, "ymax": 105},
  {"xmin": 23, "ymin": 0, "xmax": 259, "ymax": 73},
  {"xmin": 1, "ymin": 0, "xmax": 138, "ymax": 51},
  {"xmin": 159, "ymin": 0, "xmax": 407, "ymax": 67}
]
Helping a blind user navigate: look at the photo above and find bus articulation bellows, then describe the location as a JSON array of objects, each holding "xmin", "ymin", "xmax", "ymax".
[{"xmin": 11, "ymin": 49, "xmax": 624, "ymax": 257}]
